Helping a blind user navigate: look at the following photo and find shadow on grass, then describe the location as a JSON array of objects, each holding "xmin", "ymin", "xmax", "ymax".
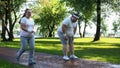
[
  {"xmin": 35, "ymin": 41, "xmax": 120, "ymax": 48},
  {"xmin": 75, "ymin": 47, "xmax": 120, "ymax": 64},
  {"xmin": 35, "ymin": 41, "xmax": 61, "ymax": 44},
  {"xmin": 35, "ymin": 47, "xmax": 120, "ymax": 64},
  {"xmin": 1, "ymin": 40, "xmax": 120, "ymax": 46},
  {"xmin": 74, "ymin": 42, "xmax": 120, "ymax": 47}
]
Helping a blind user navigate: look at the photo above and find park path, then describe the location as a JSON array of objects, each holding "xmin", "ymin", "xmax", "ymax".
[{"xmin": 0, "ymin": 46, "xmax": 120, "ymax": 68}]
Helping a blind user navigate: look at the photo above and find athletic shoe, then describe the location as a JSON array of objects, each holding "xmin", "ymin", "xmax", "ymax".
[
  {"xmin": 16, "ymin": 56, "xmax": 20, "ymax": 61},
  {"xmin": 63, "ymin": 56, "xmax": 69, "ymax": 61},
  {"xmin": 29, "ymin": 62, "xmax": 36, "ymax": 65},
  {"xmin": 70, "ymin": 55, "xmax": 78, "ymax": 59}
]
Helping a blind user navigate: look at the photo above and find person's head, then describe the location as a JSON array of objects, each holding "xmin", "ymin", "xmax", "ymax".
[
  {"xmin": 71, "ymin": 13, "xmax": 79, "ymax": 23},
  {"xmin": 19, "ymin": 9, "xmax": 32, "ymax": 24},
  {"xmin": 23, "ymin": 8, "xmax": 32, "ymax": 18}
]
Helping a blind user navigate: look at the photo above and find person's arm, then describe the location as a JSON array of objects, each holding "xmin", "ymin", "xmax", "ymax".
[
  {"xmin": 62, "ymin": 24, "xmax": 68, "ymax": 40},
  {"xmin": 72, "ymin": 23, "xmax": 77, "ymax": 40},
  {"xmin": 74, "ymin": 26, "xmax": 77, "ymax": 35},
  {"xmin": 20, "ymin": 23, "xmax": 33, "ymax": 33},
  {"xmin": 20, "ymin": 18, "xmax": 30, "ymax": 32},
  {"xmin": 32, "ymin": 26, "xmax": 35, "ymax": 33},
  {"xmin": 62, "ymin": 24, "xmax": 67, "ymax": 36},
  {"xmin": 20, "ymin": 23, "xmax": 28, "ymax": 32}
]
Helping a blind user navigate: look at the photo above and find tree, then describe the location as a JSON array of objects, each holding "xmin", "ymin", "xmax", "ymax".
[
  {"xmin": 0, "ymin": 1, "xmax": 7, "ymax": 41},
  {"xmin": 0, "ymin": 0, "xmax": 24, "ymax": 41},
  {"xmin": 34, "ymin": 0, "xmax": 66, "ymax": 37},
  {"xmin": 112, "ymin": 21, "xmax": 120, "ymax": 35},
  {"xmin": 93, "ymin": 0, "xmax": 101, "ymax": 41},
  {"xmin": 93, "ymin": 0, "xmax": 120, "ymax": 41},
  {"xmin": 101, "ymin": 20, "xmax": 107, "ymax": 37}
]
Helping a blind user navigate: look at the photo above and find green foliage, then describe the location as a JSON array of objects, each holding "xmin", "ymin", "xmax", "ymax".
[
  {"xmin": 0, "ymin": 0, "xmax": 24, "ymax": 12},
  {"xmin": 111, "ymin": 1, "xmax": 120, "ymax": 12},
  {"xmin": 112, "ymin": 21, "xmax": 120, "ymax": 34},
  {"xmin": 101, "ymin": 19, "xmax": 108, "ymax": 36},
  {"xmin": 62, "ymin": 0, "xmax": 96, "ymax": 21},
  {"xmin": 0, "ymin": 1, "xmax": 6, "ymax": 15},
  {"xmin": 34, "ymin": 0, "xmax": 66, "ymax": 37},
  {"xmin": 0, "ymin": 1, "xmax": 6, "ymax": 7},
  {"xmin": 101, "ymin": 0, "xmax": 120, "ymax": 12}
]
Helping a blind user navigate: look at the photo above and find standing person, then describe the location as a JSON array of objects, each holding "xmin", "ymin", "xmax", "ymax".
[
  {"xmin": 58, "ymin": 13, "xmax": 79, "ymax": 60},
  {"xmin": 17, "ymin": 8, "xmax": 36, "ymax": 65}
]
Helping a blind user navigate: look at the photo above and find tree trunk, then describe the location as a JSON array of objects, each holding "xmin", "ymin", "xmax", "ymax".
[
  {"xmin": 8, "ymin": 0, "xmax": 14, "ymax": 41},
  {"xmin": 1, "ymin": 6, "xmax": 8, "ymax": 41},
  {"xmin": 83, "ymin": 20, "xmax": 87, "ymax": 37},
  {"xmin": 48, "ymin": 24, "xmax": 55, "ymax": 37},
  {"xmin": 49, "ymin": 31, "xmax": 52, "ymax": 37},
  {"xmin": 1, "ymin": 18, "xmax": 7, "ymax": 41},
  {"xmin": 48, "ymin": 25, "xmax": 52, "ymax": 37},
  {"xmin": 93, "ymin": 0, "xmax": 101, "ymax": 41},
  {"xmin": 78, "ymin": 20, "xmax": 82, "ymax": 38},
  {"xmin": 0, "ymin": 10, "xmax": 7, "ymax": 41}
]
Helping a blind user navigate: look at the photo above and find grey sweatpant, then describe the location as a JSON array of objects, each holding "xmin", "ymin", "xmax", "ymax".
[{"xmin": 58, "ymin": 31, "xmax": 74, "ymax": 45}]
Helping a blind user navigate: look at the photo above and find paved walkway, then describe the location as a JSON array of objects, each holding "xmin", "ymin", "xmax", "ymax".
[{"xmin": 0, "ymin": 47, "xmax": 120, "ymax": 68}]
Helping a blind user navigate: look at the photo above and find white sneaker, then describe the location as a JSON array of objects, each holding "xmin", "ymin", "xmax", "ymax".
[
  {"xmin": 70, "ymin": 55, "xmax": 78, "ymax": 59},
  {"xmin": 63, "ymin": 56, "xmax": 69, "ymax": 61}
]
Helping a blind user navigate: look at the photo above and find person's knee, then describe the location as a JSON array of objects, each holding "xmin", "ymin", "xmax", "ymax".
[
  {"xmin": 22, "ymin": 49, "xmax": 26, "ymax": 52},
  {"xmin": 63, "ymin": 44, "xmax": 68, "ymax": 48},
  {"xmin": 30, "ymin": 47, "xmax": 34, "ymax": 50},
  {"xmin": 21, "ymin": 47, "xmax": 26, "ymax": 51},
  {"xmin": 68, "ymin": 43, "xmax": 74, "ymax": 46},
  {"xmin": 68, "ymin": 40, "xmax": 74, "ymax": 45}
]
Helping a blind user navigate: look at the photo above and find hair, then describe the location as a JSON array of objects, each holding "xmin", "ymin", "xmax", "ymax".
[
  {"xmin": 72, "ymin": 13, "xmax": 79, "ymax": 19},
  {"xmin": 19, "ymin": 8, "xmax": 30, "ymax": 24}
]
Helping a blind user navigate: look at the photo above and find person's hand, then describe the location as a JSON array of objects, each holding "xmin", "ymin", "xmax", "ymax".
[
  {"xmin": 31, "ymin": 31, "xmax": 35, "ymax": 33},
  {"xmin": 63, "ymin": 34, "xmax": 68, "ymax": 40},
  {"xmin": 28, "ymin": 29, "xmax": 34, "ymax": 33},
  {"xmin": 72, "ymin": 36, "xmax": 74, "ymax": 41},
  {"xmin": 64, "ymin": 36, "xmax": 68, "ymax": 40}
]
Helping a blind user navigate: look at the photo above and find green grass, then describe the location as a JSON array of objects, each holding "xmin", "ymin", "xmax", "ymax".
[
  {"xmin": 0, "ymin": 38, "xmax": 120, "ymax": 64},
  {"xmin": 0, "ymin": 58, "xmax": 27, "ymax": 68}
]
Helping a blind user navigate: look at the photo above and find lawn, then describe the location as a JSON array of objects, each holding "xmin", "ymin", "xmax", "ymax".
[
  {"xmin": 0, "ymin": 38, "xmax": 120, "ymax": 64},
  {"xmin": 0, "ymin": 58, "xmax": 27, "ymax": 68}
]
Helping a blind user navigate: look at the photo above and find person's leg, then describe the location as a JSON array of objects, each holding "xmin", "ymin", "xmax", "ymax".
[
  {"xmin": 62, "ymin": 44, "xmax": 68, "ymax": 56},
  {"xmin": 68, "ymin": 37, "xmax": 74, "ymax": 55},
  {"xmin": 62, "ymin": 40, "xmax": 69, "ymax": 60},
  {"xmin": 69, "ymin": 43, "xmax": 74, "ymax": 55},
  {"xmin": 17, "ymin": 36, "xmax": 28, "ymax": 61},
  {"xmin": 58, "ymin": 31, "xmax": 69, "ymax": 60},
  {"xmin": 28, "ymin": 36, "xmax": 35, "ymax": 64},
  {"xmin": 68, "ymin": 37, "xmax": 78, "ymax": 59}
]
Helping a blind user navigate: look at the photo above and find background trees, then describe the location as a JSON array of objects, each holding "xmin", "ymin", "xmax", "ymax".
[
  {"xmin": 33, "ymin": 0, "xmax": 66, "ymax": 37},
  {"xmin": 0, "ymin": 0, "xmax": 24, "ymax": 41},
  {"xmin": 62, "ymin": 0, "xmax": 120, "ymax": 41},
  {"xmin": 0, "ymin": 0, "xmax": 120, "ymax": 41}
]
